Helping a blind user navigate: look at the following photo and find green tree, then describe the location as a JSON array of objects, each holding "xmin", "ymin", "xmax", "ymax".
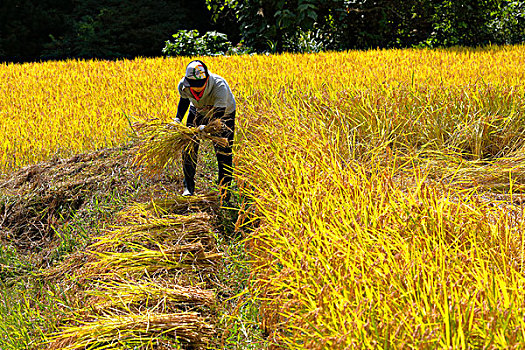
[
  {"xmin": 206, "ymin": 0, "xmax": 523, "ymax": 52},
  {"xmin": 206, "ymin": 0, "xmax": 324, "ymax": 52},
  {"xmin": 488, "ymin": 0, "xmax": 525, "ymax": 44},
  {"xmin": 427, "ymin": 0, "xmax": 501, "ymax": 47},
  {"xmin": 0, "ymin": 0, "xmax": 72, "ymax": 61},
  {"xmin": 315, "ymin": 0, "xmax": 436, "ymax": 49},
  {"xmin": 45, "ymin": 0, "xmax": 212, "ymax": 59},
  {"xmin": 1, "ymin": 0, "xmax": 214, "ymax": 61}
]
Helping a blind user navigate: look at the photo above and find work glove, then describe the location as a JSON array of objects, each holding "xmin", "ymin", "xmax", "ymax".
[
  {"xmin": 166, "ymin": 118, "xmax": 181, "ymax": 130},
  {"xmin": 196, "ymin": 124, "xmax": 207, "ymax": 139}
]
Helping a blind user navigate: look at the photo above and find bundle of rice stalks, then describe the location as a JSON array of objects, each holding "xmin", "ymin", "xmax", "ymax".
[
  {"xmin": 88, "ymin": 279, "xmax": 216, "ymax": 311},
  {"xmin": 120, "ymin": 194, "xmax": 219, "ymax": 217},
  {"xmin": 133, "ymin": 119, "xmax": 228, "ymax": 173},
  {"xmin": 91, "ymin": 212, "xmax": 215, "ymax": 252},
  {"xmin": 46, "ymin": 312, "xmax": 214, "ymax": 349},
  {"xmin": 41, "ymin": 200, "xmax": 220, "ymax": 281},
  {"xmin": 86, "ymin": 243, "xmax": 223, "ymax": 276}
]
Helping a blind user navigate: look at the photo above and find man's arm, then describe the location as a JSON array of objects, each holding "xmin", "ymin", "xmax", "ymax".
[
  {"xmin": 175, "ymin": 97, "xmax": 190, "ymax": 123},
  {"xmin": 213, "ymin": 107, "xmax": 226, "ymax": 120},
  {"xmin": 195, "ymin": 107, "xmax": 226, "ymax": 132}
]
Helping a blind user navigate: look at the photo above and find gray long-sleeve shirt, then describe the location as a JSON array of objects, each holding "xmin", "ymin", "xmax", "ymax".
[{"xmin": 177, "ymin": 73, "xmax": 236, "ymax": 117}]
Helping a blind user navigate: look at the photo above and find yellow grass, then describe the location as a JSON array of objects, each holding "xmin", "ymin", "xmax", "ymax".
[{"xmin": 3, "ymin": 45, "xmax": 525, "ymax": 348}]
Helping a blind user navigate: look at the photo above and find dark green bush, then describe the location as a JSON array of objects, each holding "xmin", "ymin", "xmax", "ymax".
[{"xmin": 162, "ymin": 30, "xmax": 233, "ymax": 57}]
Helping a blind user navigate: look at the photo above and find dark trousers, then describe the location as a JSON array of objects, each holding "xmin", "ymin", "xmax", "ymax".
[{"xmin": 182, "ymin": 107, "xmax": 235, "ymax": 194}]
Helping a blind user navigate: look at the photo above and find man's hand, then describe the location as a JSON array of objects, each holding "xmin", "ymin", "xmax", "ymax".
[{"xmin": 197, "ymin": 124, "xmax": 207, "ymax": 136}]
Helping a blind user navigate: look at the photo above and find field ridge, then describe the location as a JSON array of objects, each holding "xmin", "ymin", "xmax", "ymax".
[{"xmin": 1, "ymin": 145, "xmax": 240, "ymax": 349}]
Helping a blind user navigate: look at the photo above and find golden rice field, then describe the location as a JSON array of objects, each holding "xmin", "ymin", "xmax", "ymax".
[{"xmin": 3, "ymin": 45, "xmax": 525, "ymax": 348}]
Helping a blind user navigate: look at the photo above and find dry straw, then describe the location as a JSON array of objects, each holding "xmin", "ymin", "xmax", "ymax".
[
  {"xmin": 88, "ymin": 279, "xmax": 216, "ymax": 310},
  {"xmin": 86, "ymin": 242, "xmax": 222, "ymax": 276},
  {"xmin": 91, "ymin": 212, "xmax": 215, "ymax": 252},
  {"xmin": 47, "ymin": 312, "xmax": 214, "ymax": 349},
  {"xmin": 43, "ymin": 196, "xmax": 221, "ymax": 348},
  {"xmin": 133, "ymin": 119, "xmax": 228, "ymax": 173}
]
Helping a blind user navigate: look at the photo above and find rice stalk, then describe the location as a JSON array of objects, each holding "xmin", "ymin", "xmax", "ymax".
[
  {"xmin": 133, "ymin": 119, "xmax": 228, "ymax": 173},
  {"xmin": 85, "ymin": 243, "xmax": 223, "ymax": 276},
  {"xmin": 88, "ymin": 279, "xmax": 216, "ymax": 310},
  {"xmin": 46, "ymin": 312, "xmax": 214, "ymax": 349},
  {"xmin": 91, "ymin": 212, "xmax": 214, "ymax": 252}
]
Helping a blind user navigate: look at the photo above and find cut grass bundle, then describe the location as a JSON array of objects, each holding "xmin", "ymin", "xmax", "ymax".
[
  {"xmin": 46, "ymin": 312, "xmax": 214, "ymax": 349},
  {"xmin": 86, "ymin": 243, "xmax": 223, "ymax": 276},
  {"xmin": 119, "ymin": 194, "xmax": 220, "ymax": 218},
  {"xmin": 91, "ymin": 212, "xmax": 215, "ymax": 252},
  {"xmin": 133, "ymin": 119, "xmax": 228, "ymax": 173},
  {"xmin": 88, "ymin": 279, "xmax": 216, "ymax": 311}
]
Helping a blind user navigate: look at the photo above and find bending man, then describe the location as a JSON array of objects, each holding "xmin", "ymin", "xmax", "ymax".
[{"xmin": 174, "ymin": 60, "xmax": 236, "ymax": 199}]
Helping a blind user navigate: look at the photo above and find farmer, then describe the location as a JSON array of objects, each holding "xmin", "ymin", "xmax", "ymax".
[{"xmin": 174, "ymin": 60, "xmax": 236, "ymax": 199}]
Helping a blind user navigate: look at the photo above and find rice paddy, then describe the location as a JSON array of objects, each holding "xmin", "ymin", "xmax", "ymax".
[{"xmin": 1, "ymin": 45, "xmax": 525, "ymax": 348}]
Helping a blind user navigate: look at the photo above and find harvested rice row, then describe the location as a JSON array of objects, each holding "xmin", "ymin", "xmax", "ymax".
[
  {"xmin": 43, "ymin": 196, "xmax": 220, "ymax": 281},
  {"xmin": 86, "ymin": 242, "xmax": 222, "ymax": 276},
  {"xmin": 91, "ymin": 212, "xmax": 215, "ymax": 252},
  {"xmin": 88, "ymin": 280, "xmax": 216, "ymax": 311},
  {"xmin": 47, "ymin": 312, "xmax": 214, "ymax": 350},
  {"xmin": 45, "ymin": 195, "xmax": 222, "ymax": 349}
]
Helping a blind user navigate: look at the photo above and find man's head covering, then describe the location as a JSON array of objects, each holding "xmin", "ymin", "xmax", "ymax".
[{"xmin": 183, "ymin": 60, "xmax": 209, "ymax": 88}]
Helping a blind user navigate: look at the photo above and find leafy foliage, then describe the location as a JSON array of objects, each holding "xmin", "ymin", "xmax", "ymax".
[
  {"xmin": 162, "ymin": 30, "xmax": 233, "ymax": 57},
  {"xmin": 206, "ymin": 0, "xmax": 525, "ymax": 53},
  {"xmin": 0, "ymin": 0, "xmax": 72, "ymax": 61},
  {"xmin": 489, "ymin": 0, "xmax": 525, "ymax": 44},
  {"xmin": 1, "ymin": 1, "xmax": 525, "ymax": 60},
  {"xmin": 1, "ymin": 0, "xmax": 212, "ymax": 61}
]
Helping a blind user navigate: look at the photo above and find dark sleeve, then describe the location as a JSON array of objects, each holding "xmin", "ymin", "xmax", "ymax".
[
  {"xmin": 213, "ymin": 107, "xmax": 226, "ymax": 120},
  {"xmin": 176, "ymin": 98, "xmax": 190, "ymax": 120}
]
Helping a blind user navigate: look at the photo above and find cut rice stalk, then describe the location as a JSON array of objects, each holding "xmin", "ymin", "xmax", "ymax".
[
  {"xmin": 86, "ymin": 243, "xmax": 223, "ymax": 275},
  {"xmin": 133, "ymin": 119, "xmax": 228, "ymax": 173},
  {"xmin": 46, "ymin": 312, "xmax": 214, "ymax": 349},
  {"xmin": 91, "ymin": 212, "xmax": 214, "ymax": 251},
  {"xmin": 88, "ymin": 280, "xmax": 216, "ymax": 310}
]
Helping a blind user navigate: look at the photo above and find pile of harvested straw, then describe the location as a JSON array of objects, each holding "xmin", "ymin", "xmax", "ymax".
[
  {"xmin": 0, "ymin": 147, "xmax": 139, "ymax": 250},
  {"xmin": 88, "ymin": 279, "xmax": 216, "ymax": 310}
]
